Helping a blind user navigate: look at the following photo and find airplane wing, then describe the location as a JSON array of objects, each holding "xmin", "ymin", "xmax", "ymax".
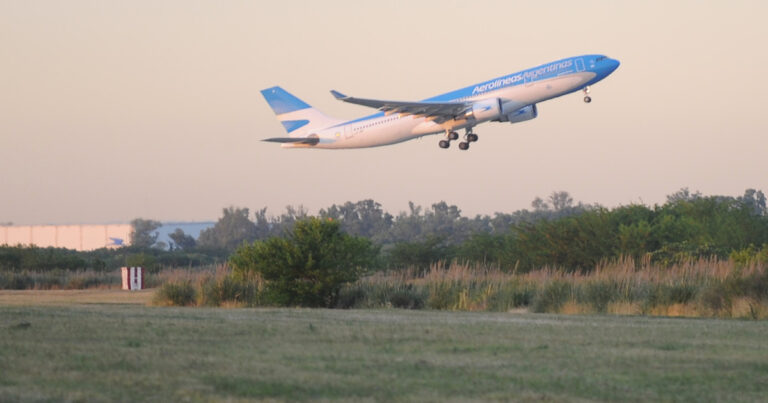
[
  {"xmin": 330, "ymin": 90, "xmax": 470, "ymax": 123},
  {"xmin": 262, "ymin": 137, "xmax": 320, "ymax": 145}
]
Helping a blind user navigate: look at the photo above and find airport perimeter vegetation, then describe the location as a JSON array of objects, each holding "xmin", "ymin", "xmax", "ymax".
[{"xmin": 1, "ymin": 188, "xmax": 768, "ymax": 319}]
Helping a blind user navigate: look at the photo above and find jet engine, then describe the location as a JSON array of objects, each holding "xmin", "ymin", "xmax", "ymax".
[
  {"xmin": 462, "ymin": 98, "xmax": 502, "ymax": 122},
  {"xmin": 498, "ymin": 104, "xmax": 538, "ymax": 123}
]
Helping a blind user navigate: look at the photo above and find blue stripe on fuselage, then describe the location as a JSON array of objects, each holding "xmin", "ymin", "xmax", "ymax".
[
  {"xmin": 425, "ymin": 55, "xmax": 587, "ymax": 102},
  {"xmin": 329, "ymin": 55, "xmax": 610, "ymax": 129}
]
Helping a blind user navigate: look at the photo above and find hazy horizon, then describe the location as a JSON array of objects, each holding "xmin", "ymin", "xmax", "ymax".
[{"xmin": 2, "ymin": 1, "xmax": 767, "ymax": 225}]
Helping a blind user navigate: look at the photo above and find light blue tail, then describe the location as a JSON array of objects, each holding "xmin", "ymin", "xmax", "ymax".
[
  {"xmin": 260, "ymin": 86, "xmax": 340, "ymax": 135},
  {"xmin": 261, "ymin": 86, "xmax": 311, "ymax": 115}
]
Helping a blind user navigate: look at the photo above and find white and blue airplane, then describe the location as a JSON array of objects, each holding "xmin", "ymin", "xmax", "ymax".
[{"xmin": 261, "ymin": 54, "xmax": 619, "ymax": 150}]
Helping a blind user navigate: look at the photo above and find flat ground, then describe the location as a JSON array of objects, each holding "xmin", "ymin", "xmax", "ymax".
[
  {"xmin": 1, "ymin": 291, "xmax": 767, "ymax": 402},
  {"xmin": 0, "ymin": 289, "xmax": 152, "ymax": 306}
]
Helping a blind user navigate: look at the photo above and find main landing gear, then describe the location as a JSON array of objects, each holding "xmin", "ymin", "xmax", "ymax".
[
  {"xmin": 438, "ymin": 128, "xmax": 478, "ymax": 150},
  {"xmin": 583, "ymin": 86, "xmax": 592, "ymax": 103}
]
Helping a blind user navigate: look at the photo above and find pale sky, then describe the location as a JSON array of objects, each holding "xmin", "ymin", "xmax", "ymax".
[{"xmin": 2, "ymin": 0, "xmax": 767, "ymax": 225}]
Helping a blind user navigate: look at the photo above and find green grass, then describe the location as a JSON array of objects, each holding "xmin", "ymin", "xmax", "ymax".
[{"xmin": 2, "ymin": 305, "xmax": 768, "ymax": 402}]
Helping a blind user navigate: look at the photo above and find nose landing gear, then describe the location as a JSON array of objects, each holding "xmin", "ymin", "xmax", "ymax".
[{"xmin": 583, "ymin": 86, "xmax": 592, "ymax": 103}]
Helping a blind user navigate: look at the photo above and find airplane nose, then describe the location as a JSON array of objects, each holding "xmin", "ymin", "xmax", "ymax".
[{"xmin": 606, "ymin": 58, "xmax": 620, "ymax": 73}]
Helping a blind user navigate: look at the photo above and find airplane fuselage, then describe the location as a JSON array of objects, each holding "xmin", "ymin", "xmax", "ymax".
[{"xmin": 264, "ymin": 54, "xmax": 620, "ymax": 150}]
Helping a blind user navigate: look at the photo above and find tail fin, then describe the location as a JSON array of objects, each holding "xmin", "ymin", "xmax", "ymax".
[{"xmin": 260, "ymin": 86, "xmax": 341, "ymax": 137}]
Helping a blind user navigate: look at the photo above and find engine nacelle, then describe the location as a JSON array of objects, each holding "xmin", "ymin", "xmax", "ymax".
[
  {"xmin": 462, "ymin": 98, "xmax": 501, "ymax": 122},
  {"xmin": 498, "ymin": 104, "xmax": 538, "ymax": 123}
]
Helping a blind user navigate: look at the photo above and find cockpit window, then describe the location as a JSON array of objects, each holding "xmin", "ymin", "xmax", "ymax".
[{"xmin": 596, "ymin": 56, "xmax": 607, "ymax": 62}]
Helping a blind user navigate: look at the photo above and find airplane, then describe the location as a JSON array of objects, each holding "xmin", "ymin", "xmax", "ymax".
[{"xmin": 260, "ymin": 54, "xmax": 619, "ymax": 151}]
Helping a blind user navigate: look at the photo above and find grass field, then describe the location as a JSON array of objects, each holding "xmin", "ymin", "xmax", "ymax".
[
  {"xmin": 0, "ymin": 289, "xmax": 153, "ymax": 306},
  {"xmin": 1, "ymin": 292, "xmax": 768, "ymax": 401}
]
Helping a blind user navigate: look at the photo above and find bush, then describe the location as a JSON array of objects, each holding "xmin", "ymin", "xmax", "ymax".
[
  {"xmin": 0, "ymin": 271, "xmax": 35, "ymax": 289},
  {"xmin": 485, "ymin": 281, "xmax": 535, "ymax": 311},
  {"xmin": 229, "ymin": 218, "xmax": 377, "ymax": 307},
  {"xmin": 531, "ymin": 281, "xmax": 570, "ymax": 313},
  {"xmin": 153, "ymin": 281, "xmax": 196, "ymax": 306},
  {"xmin": 698, "ymin": 281, "xmax": 733, "ymax": 316},
  {"xmin": 427, "ymin": 282, "xmax": 459, "ymax": 310},
  {"xmin": 387, "ymin": 284, "xmax": 426, "ymax": 309},
  {"xmin": 336, "ymin": 284, "xmax": 369, "ymax": 309},
  {"xmin": 744, "ymin": 269, "xmax": 768, "ymax": 301},
  {"xmin": 199, "ymin": 275, "xmax": 262, "ymax": 307},
  {"xmin": 581, "ymin": 281, "xmax": 615, "ymax": 313}
]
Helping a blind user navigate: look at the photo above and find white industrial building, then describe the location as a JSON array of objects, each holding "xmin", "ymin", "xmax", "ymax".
[
  {"xmin": 0, "ymin": 222, "xmax": 215, "ymax": 251},
  {"xmin": 0, "ymin": 224, "xmax": 132, "ymax": 251}
]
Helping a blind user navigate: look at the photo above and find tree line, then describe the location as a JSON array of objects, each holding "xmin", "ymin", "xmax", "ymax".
[{"xmin": 1, "ymin": 188, "xmax": 767, "ymax": 273}]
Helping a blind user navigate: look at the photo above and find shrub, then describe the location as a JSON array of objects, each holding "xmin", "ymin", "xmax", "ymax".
[
  {"xmin": 427, "ymin": 282, "xmax": 459, "ymax": 310},
  {"xmin": 387, "ymin": 284, "xmax": 426, "ymax": 309},
  {"xmin": 581, "ymin": 281, "xmax": 615, "ymax": 313},
  {"xmin": 531, "ymin": 281, "xmax": 570, "ymax": 313},
  {"xmin": 745, "ymin": 269, "xmax": 768, "ymax": 301},
  {"xmin": 229, "ymin": 218, "xmax": 377, "ymax": 307},
  {"xmin": 153, "ymin": 281, "xmax": 196, "ymax": 306},
  {"xmin": 698, "ymin": 281, "xmax": 733, "ymax": 316},
  {"xmin": 199, "ymin": 275, "xmax": 262, "ymax": 307},
  {"xmin": 336, "ymin": 284, "xmax": 369, "ymax": 309},
  {"xmin": 0, "ymin": 271, "xmax": 34, "ymax": 289},
  {"xmin": 485, "ymin": 281, "xmax": 535, "ymax": 311}
]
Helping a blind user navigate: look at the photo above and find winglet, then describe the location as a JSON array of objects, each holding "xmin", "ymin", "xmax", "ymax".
[{"xmin": 330, "ymin": 90, "xmax": 347, "ymax": 100}]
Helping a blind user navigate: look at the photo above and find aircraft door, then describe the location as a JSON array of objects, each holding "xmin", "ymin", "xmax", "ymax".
[{"xmin": 575, "ymin": 58, "xmax": 585, "ymax": 72}]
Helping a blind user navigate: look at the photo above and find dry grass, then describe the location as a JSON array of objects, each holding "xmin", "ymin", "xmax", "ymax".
[
  {"xmin": 348, "ymin": 257, "xmax": 768, "ymax": 319},
  {"xmin": 0, "ymin": 289, "xmax": 153, "ymax": 306}
]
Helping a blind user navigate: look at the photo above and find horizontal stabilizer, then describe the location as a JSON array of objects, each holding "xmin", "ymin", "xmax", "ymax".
[
  {"xmin": 330, "ymin": 90, "xmax": 347, "ymax": 100},
  {"xmin": 263, "ymin": 137, "xmax": 320, "ymax": 145}
]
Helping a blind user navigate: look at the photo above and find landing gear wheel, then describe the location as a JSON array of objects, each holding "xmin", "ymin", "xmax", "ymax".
[
  {"xmin": 438, "ymin": 140, "xmax": 450, "ymax": 149},
  {"xmin": 467, "ymin": 133, "xmax": 479, "ymax": 142},
  {"xmin": 584, "ymin": 96, "xmax": 592, "ymax": 103},
  {"xmin": 458, "ymin": 142, "xmax": 470, "ymax": 150},
  {"xmin": 449, "ymin": 131, "xmax": 459, "ymax": 141}
]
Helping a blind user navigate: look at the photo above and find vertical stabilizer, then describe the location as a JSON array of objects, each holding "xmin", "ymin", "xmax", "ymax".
[{"xmin": 260, "ymin": 86, "xmax": 341, "ymax": 137}]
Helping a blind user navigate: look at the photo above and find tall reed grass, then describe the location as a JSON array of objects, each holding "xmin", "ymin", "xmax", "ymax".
[
  {"xmin": 152, "ymin": 265, "xmax": 265, "ymax": 307},
  {"xmin": 338, "ymin": 258, "xmax": 768, "ymax": 319},
  {"xmin": 52, "ymin": 256, "xmax": 762, "ymax": 320}
]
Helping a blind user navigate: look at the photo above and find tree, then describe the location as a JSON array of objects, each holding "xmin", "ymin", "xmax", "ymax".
[
  {"xmin": 169, "ymin": 228, "xmax": 196, "ymax": 250},
  {"xmin": 666, "ymin": 187, "xmax": 702, "ymax": 204},
  {"xmin": 197, "ymin": 207, "xmax": 257, "ymax": 251},
  {"xmin": 229, "ymin": 218, "xmax": 377, "ymax": 307},
  {"xmin": 738, "ymin": 189, "xmax": 767, "ymax": 216},
  {"xmin": 549, "ymin": 191, "xmax": 574, "ymax": 212},
  {"xmin": 320, "ymin": 199, "xmax": 393, "ymax": 241},
  {"xmin": 387, "ymin": 236, "xmax": 451, "ymax": 271},
  {"xmin": 253, "ymin": 207, "xmax": 275, "ymax": 239},
  {"xmin": 531, "ymin": 197, "xmax": 549, "ymax": 211},
  {"xmin": 130, "ymin": 218, "xmax": 162, "ymax": 249}
]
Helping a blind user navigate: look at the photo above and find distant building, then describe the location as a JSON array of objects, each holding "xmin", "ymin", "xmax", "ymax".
[
  {"xmin": 0, "ymin": 224, "xmax": 132, "ymax": 251},
  {"xmin": 0, "ymin": 221, "xmax": 216, "ymax": 251}
]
